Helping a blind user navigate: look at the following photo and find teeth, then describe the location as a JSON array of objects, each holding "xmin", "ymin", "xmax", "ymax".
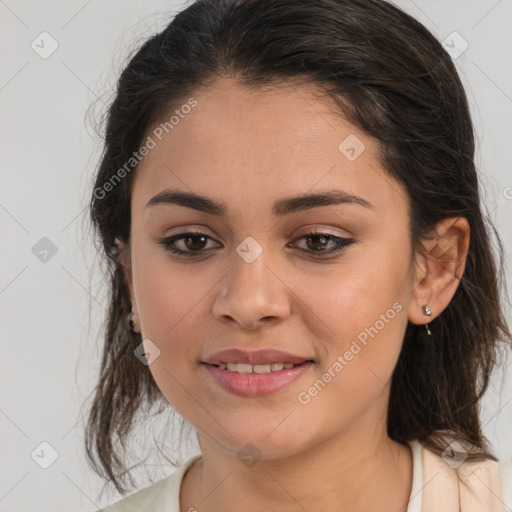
[{"xmin": 217, "ymin": 362, "xmax": 300, "ymax": 373}]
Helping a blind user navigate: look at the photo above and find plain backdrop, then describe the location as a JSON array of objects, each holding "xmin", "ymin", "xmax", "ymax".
[{"xmin": 1, "ymin": 0, "xmax": 511, "ymax": 510}]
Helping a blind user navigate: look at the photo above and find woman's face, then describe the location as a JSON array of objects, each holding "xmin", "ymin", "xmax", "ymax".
[{"xmin": 127, "ymin": 78, "xmax": 417, "ymax": 459}]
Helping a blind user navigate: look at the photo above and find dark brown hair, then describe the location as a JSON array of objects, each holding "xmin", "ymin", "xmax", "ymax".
[{"xmin": 85, "ymin": 0, "xmax": 512, "ymax": 495}]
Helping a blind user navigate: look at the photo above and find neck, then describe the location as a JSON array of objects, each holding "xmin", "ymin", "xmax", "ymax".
[{"xmin": 180, "ymin": 420, "xmax": 413, "ymax": 512}]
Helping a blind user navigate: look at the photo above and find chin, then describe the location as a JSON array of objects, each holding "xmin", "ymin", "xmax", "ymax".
[{"xmin": 207, "ymin": 422, "xmax": 312, "ymax": 462}]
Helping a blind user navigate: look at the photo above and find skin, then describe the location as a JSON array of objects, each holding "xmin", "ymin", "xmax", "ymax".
[{"xmin": 119, "ymin": 77, "xmax": 470, "ymax": 512}]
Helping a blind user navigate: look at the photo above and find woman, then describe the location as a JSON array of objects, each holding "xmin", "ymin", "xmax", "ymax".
[{"xmin": 86, "ymin": 0, "xmax": 512, "ymax": 510}]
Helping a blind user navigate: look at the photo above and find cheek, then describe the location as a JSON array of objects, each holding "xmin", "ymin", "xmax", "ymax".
[
  {"xmin": 292, "ymin": 250, "xmax": 410, "ymax": 399},
  {"xmin": 131, "ymin": 242, "xmax": 217, "ymax": 365},
  {"xmin": 295, "ymin": 252, "xmax": 408, "ymax": 344},
  {"xmin": 292, "ymin": 274, "xmax": 408, "ymax": 436},
  {"xmin": 133, "ymin": 257, "xmax": 215, "ymax": 417},
  {"xmin": 136, "ymin": 267, "xmax": 212, "ymax": 350}
]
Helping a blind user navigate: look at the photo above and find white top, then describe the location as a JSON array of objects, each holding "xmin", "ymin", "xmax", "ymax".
[{"xmin": 99, "ymin": 440, "xmax": 512, "ymax": 512}]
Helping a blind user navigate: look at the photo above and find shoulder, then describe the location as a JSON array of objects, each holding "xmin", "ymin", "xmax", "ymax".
[
  {"xmin": 419, "ymin": 439, "xmax": 512, "ymax": 512},
  {"xmin": 457, "ymin": 454, "xmax": 512, "ymax": 511},
  {"xmin": 498, "ymin": 458, "xmax": 512, "ymax": 511},
  {"xmin": 98, "ymin": 476, "xmax": 172, "ymax": 512},
  {"xmin": 96, "ymin": 454, "xmax": 202, "ymax": 512}
]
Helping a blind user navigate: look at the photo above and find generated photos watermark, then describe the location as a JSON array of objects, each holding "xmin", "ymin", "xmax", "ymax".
[
  {"xmin": 297, "ymin": 301, "xmax": 403, "ymax": 405},
  {"xmin": 93, "ymin": 97, "xmax": 198, "ymax": 200}
]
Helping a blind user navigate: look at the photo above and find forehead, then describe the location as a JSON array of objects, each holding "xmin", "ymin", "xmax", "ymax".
[{"xmin": 132, "ymin": 78, "xmax": 409, "ymax": 220}]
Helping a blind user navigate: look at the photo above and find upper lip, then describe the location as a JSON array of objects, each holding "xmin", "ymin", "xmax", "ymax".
[{"xmin": 202, "ymin": 348, "xmax": 313, "ymax": 365}]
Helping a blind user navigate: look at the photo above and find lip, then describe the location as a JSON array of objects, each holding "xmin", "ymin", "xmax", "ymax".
[
  {"xmin": 202, "ymin": 348, "xmax": 313, "ymax": 365},
  {"xmin": 203, "ymin": 360, "xmax": 315, "ymax": 397}
]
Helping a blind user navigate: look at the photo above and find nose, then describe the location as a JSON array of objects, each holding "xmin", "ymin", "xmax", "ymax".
[{"xmin": 212, "ymin": 248, "xmax": 291, "ymax": 330}]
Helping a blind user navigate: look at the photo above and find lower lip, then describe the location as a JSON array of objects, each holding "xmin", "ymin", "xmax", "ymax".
[{"xmin": 203, "ymin": 361, "xmax": 314, "ymax": 397}]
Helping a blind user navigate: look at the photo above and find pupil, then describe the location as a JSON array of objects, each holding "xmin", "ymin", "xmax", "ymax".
[
  {"xmin": 307, "ymin": 234, "xmax": 327, "ymax": 251},
  {"xmin": 186, "ymin": 235, "xmax": 207, "ymax": 250}
]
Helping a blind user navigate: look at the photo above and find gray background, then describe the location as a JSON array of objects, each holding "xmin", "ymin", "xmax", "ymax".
[{"xmin": 1, "ymin": 0, "xmax": 511, "ymax": 510}]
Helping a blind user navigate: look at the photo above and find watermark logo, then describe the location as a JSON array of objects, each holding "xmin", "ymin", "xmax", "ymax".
[
  {"xmin": 236, "ymin": 236, "xmax": 263, "ymax": 263},
  {"xmin": 338, "ymin": 134, "xmax": 366, "ymax": 161},
  {"xmin": 237, "ymin": 442, "xmax": 262, "ymax": 468},
  {"xmin": 134, "ymin": 338, "xmax": 161, "ymax": 366},
  {"xmin": 31, "ymin": 31, "xmax": 59, "ymax": 59},
  {"xmin": 441, "ymin": 440, "xmax": 468, "ymax": 469},
  {"xmin": 32, "ymin": 237, "xmax": 58, "ymax": 263},
  {"xmin": 442, "ymin": 31, "xmax": 469, "ymax": 60},
  {"xmin": 93, "ymin": 98, "xmax": 198, "ymax": 200},
  {"xmin": 297, "ymin": 301, "xmax": 403, "ymax": 405},
  {"xmin": 31, "ymin": 441, "xmax": 59, "ymax": 469}
]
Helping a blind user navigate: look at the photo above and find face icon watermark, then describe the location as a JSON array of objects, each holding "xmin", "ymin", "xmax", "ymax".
[
  {"xmin": 134, "ymin": 339, "xmax": 161, "ymax": 366},
  {"xmin": 236, "ymin": 236, "xmax": 263, "ymax": 264},
  {"xmin": 31, "ymin": 31, "xmax": 59, "ymax": 59},
  {"xmin": 31, "ymin": 441, "xmax": 59, "ymax": 469},
  {"xmin": 338, "ymin": 134, "xmax": 366, "ymax": 161},
  {"xmin": 237, "ymin": 442, "xmax": 262, "ymax": 468},
  {"xmin": 442, "ymin": 31, "xmax": 469, "ymax": 60},
  {"xmin": 32, "ymin": 237, "xmax": 58, "ymax": 263},
  {"xmin": 441, "ymin": 440, "xmax": 468, "ymax": 469}
]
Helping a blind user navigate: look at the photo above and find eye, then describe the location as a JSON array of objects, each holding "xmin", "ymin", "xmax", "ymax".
[
  {"xmin": 289, "ymin": 230, "xmax": 355, "ymax": 257},
  {"xmin": 160, "ymin": 231, "xmax": 219, "ymax": 256},
  {"xmin": 159, "ymin": 229, "xmax": 355, "ymax": 258}
]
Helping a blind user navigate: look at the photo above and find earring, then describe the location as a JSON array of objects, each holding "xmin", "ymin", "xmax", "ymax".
[
  {"xmin": 129, "ymin": 308, "xmax": 141, "ymax": 334},
  {"xmin": 423, "ymin": 304, "xmax": 432, "ymax": 336}
]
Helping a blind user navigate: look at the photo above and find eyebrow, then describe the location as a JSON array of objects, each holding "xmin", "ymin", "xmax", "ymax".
[{"xmin": 145, "ymin": 188, "xmax": 373, "ymax": 216}]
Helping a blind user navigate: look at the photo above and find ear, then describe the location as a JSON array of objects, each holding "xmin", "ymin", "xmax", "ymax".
[
  {"xmin": 408, "ymin": 216, "xmax": 470, "ymax": 326},
  {"xmin": 114, "ymin": 237, "xmax": 137, "ymax": 307}
]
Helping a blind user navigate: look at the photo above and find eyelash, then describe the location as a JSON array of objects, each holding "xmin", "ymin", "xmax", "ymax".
[{"xmin": 159, "ymin": 230, "xmax": 355, "ymax": 258}]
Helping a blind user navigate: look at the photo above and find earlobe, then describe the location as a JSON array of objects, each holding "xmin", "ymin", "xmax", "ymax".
[
  {"xmin": 129, "ymin": 305, "xmax": 141, "ymax": 334},
  {"xmin": 407, "ymin": 216, "xmax": 470, "ymax": 327}
]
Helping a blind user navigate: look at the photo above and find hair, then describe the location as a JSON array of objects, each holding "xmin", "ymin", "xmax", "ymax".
[{"xmin": 85, "ymin": 0, "xmax": 512, "ymax": 495}]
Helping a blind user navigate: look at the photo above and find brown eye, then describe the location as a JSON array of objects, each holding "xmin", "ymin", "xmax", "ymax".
[
  {"xmin": 305, "ymin": 233, "xmax": 331, "ymax": 251},
  {"xmin": 160, "ymin": 231, "xmax": 219, "ymax": 255},
  {"xmin": 290, "ymin": 231, "xmax": 355, "ymax": 257},
  {"xmin": 182, "ymin": 234, "xmax": 208, "ymax": 251}
]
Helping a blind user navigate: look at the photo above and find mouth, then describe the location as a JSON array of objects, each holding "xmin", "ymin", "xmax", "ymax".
[
  {"xmin": 206, "ymin": 361, "xmax": 314, "ymax": 374},
  {"xmin": 202, "ymin": 360, "xmax": 315, "ymax": 397}
]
